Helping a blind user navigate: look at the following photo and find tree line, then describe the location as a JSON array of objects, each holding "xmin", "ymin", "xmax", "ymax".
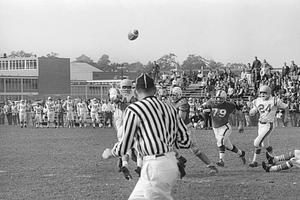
[{"xmin": 3, "ymin": 50, "xmax": 246, "ymax": 73}]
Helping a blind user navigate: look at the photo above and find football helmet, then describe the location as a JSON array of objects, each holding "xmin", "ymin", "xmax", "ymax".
[
  {"xmin": 259, "ymin": 85, "xmax": 271, "ymax": 100},
  {"xmin": 170, "ymin": 87, "xmax": 182, "ymax": 102},
  {"xmin": 120, "ymin": 79, "xmax": 133, "ymax": 95},
  {"xmin": 215, "ymin": 90, "xmax": 227, "ymax": 104}
]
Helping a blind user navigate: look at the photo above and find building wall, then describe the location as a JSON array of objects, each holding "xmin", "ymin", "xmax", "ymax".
[{"xmin": 38, "ymin": 57, "xmax": 70, "ymax": 95}]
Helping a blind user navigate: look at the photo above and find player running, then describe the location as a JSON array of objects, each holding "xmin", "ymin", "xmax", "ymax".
[
  {"xmin": 202, "ymin": 90, "xmax": 246, "ymax": 167},
  {"xmin": 110, "ymin": 79, "xmax": 142, "ymax": 179},
  {"xmin": 262, "ymin": 149, "xmax": 300, "ymax": 172},
  {"xmin": 170, "ymin": 87, "xmax": 219, "ymax": 174},
  {"xmin": 248, "ymin": 85, "xmax": 289, "ymax": 167}
]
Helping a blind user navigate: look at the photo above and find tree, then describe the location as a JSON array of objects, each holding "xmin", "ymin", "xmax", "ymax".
[
  {"xmin": 75, "ymin": 54, "xmax": 93, "ymax": 63},
  {"xmin": 157, "ymin": 53, "xmax": 179, "ymax": 71},
  {"xmin": 127, "ymin": 62, "xmax": 144, "ymax": 73},
  {"xmin": 182, "ymin": 54, "xmax": 207, "ymax": 72},
  {"xmin": 9, "ymin": 50, "xmax": 34, "ymax": 58},
  {"xmin": 207, "ymin": 60, "xmax": 224, "ymax": 69},
  {"xmin": 97, "ymin": 54, "xmax": 111, "ymax": 71},
  {"xmin": 46, "ymin": 52, "xmax": 59, "ymax": 58}
]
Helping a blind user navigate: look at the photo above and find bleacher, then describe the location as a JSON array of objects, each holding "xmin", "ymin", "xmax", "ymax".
[{"xmin": 182, "ymin": 83, "xmax": 207, "ymax": 98}]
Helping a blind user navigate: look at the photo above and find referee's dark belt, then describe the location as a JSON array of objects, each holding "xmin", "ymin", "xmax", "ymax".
[
  {"xmin": 143, "ymin": 152, "xmax": 172, "ymax": 160},
  {"xmin": 155, "ymin": 153, "xmax": 166, "ymax": 158},
  {"xmin": 259, "ymin": 121, "xmax": 272, "ymax": 124}
]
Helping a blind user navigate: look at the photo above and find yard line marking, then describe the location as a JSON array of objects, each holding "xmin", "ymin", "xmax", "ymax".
[
  {"xmin": 178, "ymin": 178, "xmax": 211, "ymax": 184},
  {"xmin": 43, "ymin": 174, "xmax": 56, "ymax": 177},
  {"xmin": 76, "ymin": 174, "xmax": 92, "ymax": 178}
]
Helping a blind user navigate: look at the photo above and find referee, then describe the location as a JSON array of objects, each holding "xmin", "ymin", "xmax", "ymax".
[{"xmin": 102, "ymin": 73, "xmax": 191, "ymax": 200}]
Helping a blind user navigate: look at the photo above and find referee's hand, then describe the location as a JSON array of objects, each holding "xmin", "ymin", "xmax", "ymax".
[{"xmin": 102, "ymin": 148, "xmax": 113, "ymax": 159}]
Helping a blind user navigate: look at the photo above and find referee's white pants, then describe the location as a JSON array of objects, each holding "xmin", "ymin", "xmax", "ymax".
[{"xmin": 128, "ymin": 152, "xmax": 179, "ymax": 200}]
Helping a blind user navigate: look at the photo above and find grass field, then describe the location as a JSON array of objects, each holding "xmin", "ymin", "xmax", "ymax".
[{"xmin": 0, "ymin": 125, "xmax": 299, "ymax": 200}]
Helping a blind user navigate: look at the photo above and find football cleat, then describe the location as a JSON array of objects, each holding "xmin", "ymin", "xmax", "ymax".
[
  {"xmin": 262, "ymin": 161, "xmax": 271, "ymax": 172},
  {"xmin": 216, "ymin": 160, "xmax": 225, "ymax": 167},
  {"xmin": 208, "ymin": 165, "xmax": 218, "ymax": 175},
  {"xmin": 134, "ymin": 167, "xmax": 141, "ymax": 177},
  {"xmin": 249, "ymin": 161, "xmax": 258, "ymax": 168},
  {"xmin": 120, "ymin": 166, "xmax": 132, "ymax": 180},
  {"xmin": 266, "ymin": 152, "xmax": 274, "ymax": 165},
  {"xmin": 240, "ymin": 151, "xmax": 246, "ymax": 165}
]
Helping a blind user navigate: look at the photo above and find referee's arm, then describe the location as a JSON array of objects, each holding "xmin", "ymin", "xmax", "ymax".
[
  {"xmin": 175, "ymin": 112, "xmax": 191, "ymax": 149},
  {"xmin": 111, "ymin": 108, "xmax": 138, "ymax": 157}
]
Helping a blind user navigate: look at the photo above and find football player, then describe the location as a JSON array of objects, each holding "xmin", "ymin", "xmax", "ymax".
[
  {"xmin": 248, "ymin": 85, "xmax": 289, "ymax": 167},
  {"xmin": 202, "ymin": 90, "xmax": 246, "ymax": 167},
  {"xmin": 33, "ymin": 102, "xmax": 43, "ymax": 128},
  {"xmin": 262, "ymin": 150, "xmax": 300, "ymax": 172},
  {"xmin": 77, "ymin": 98, "xmax": 88, "ymax": 128},
  {"xmin": 110, "ymin": 79, "xmax": 142, "ymax": 179},
  {"xmin": 18, "ymin": 99, "xmax": 27, "ymax": 128},
  {"xmin": 45, "ymin": 97, "xmax": 56, "ymax": 128},
  {"xmin": 88, "ymin": 98, "xmax": 101, "ymax": 128},
  {"xmin": 63, "ymin": 96, "xmax": 75, "ymax": 128},
  {"xmin": 171, "ymin": 87, "xmax": 219, "ymax": 174}
]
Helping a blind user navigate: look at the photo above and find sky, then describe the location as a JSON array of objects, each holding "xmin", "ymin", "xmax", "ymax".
[{"xmin": 1, "ymin": 0, "xmax": 300, "ymax": 67}]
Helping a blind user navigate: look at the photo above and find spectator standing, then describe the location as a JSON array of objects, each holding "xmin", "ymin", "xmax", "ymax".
[
  {"xmin": 3, "ymin": 101, "xmax": 12, "ymax": 125},
  {"xmin": 290, "ymin": 60, "xmax": 298, "ymax": 74},
  {"xmin": 282, "ymin": 62, "xmax": 290, "ymax": 77},
  {"xmin": 252, "ymin": 56, "xmax": 262, "ymax": 72}
]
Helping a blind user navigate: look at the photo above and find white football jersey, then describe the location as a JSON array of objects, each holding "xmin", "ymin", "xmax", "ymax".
[{"xmin": 252, "ymin": 96, "xmax": 288, "ymax": 123}]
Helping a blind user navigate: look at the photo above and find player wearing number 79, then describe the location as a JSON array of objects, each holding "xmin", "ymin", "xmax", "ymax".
[
  {"xmin": 248, "ymin": 85, "xmax": 289, "ymax": 167},
  {"xmin": 202, "ymin": 90, "xmax": 246, "ymax": 167}
]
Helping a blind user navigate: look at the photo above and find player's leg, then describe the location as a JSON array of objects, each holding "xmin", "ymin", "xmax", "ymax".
[
  {"xmin": 91, "ymin": 113, "xmax": 96, "ymax": 128},
  {"xmin": 213, "ymin": 125, "xmax": 228, "ymax": 167},
  {"xmin": 190, "ymin": 140, "xmax": 218, "ymax": 174},
  {"xmin": 250, "ymin": 122, "xmax": 274, "ymax": 167},
  {"xmin": 19, "ymin": 113, "xmax": 23, "ymax": 128},
  {"xmin": 262, "ymin": 160, "xmax": 294, "ymax": 172},
  {"xmin": 223, "ymin": 125, "xmax": 246, "ymax": 165},
  {"xmin": 266, "ymin": 151, "xmax": 295, "ymax": 165}
]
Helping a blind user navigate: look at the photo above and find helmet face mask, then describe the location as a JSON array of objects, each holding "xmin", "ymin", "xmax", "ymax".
[
  {"xmin": 120, "ymin": 79, "xmax": 133, "ymax": 95},
  {"xmin": 171, "ymin": 87, "xmax": 182, "ymax": 102},
  {"xmin": 215, "ymin": 97, "xmax": 225, "ymax": 104},
  {"xmin": 215, "ymin": 90, "xmax": 227, "ymax": 104},
  {"xmin": 259, "ymin": 85, "xmax": 271, "ymax": 100}
]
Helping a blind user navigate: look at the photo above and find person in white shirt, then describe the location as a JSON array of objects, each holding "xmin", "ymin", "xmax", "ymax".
[
  {"xmin": 45, "ymin": 97, "xmax": 56, "ymax": 128},
  {"xmin": 18, "ymin": 99, "xmax": 27, "ymax": 128},
  {"xmin": 77, "ymin": 99, "xmax": 88, "ymax": 128},
  {"xmin": 34, "ymin": 103, "xmax": 43, "ymax": 128},
  {"xmin": 88, "ymin": 98, "xmax": 101, "ymax": 128},
  {"xmin": 248, "ymin": 85, "xmax": 289, "ymax": 167},
  {"xmin": 63, "ymin": 96, "xmax": 75, "ymax": 128}
]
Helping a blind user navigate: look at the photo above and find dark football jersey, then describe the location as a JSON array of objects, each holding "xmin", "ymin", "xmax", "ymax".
[
  {"xmin": 203, "ymin": 99, "xmax": 236, "ymax": 128},
  {"xmin": 174, "ymin": 98, "xmax": 190, "ymax": 125}
]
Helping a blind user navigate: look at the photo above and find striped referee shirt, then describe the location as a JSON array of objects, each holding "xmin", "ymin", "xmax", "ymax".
[{"xmin": 112, "ymin": 96, "xmax": 191, "ymax": 157}]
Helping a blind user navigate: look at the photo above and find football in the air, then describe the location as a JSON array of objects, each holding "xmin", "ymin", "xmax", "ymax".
[{"xmin": 128, "ymin": 29, "xmax": 139, "ymax": 41}]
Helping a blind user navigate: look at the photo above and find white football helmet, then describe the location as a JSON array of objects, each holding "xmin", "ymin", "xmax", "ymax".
[
  {"xmin": 120, "ymin": 79, "xmax": 133, "ymax": 95},
  {"xmin": 171, "ymin": 87, "xmax": 182, "ymax": 102},
  {"xmin": 259, "ymin": 85, "xmax": 271, "ymax": 100},
  {"xmin": 215, "ymin": 90, "xmax": 227, "ymax": 104}
]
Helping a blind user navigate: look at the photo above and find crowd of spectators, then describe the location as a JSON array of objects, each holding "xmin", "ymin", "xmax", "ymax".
[
  {"xmin": 155, "ymin": 57, "xmax": 300, "ymax": 128},
  {"xmin": 1, "ymin": 57, "xmax": 299, "ymax": 129}
]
